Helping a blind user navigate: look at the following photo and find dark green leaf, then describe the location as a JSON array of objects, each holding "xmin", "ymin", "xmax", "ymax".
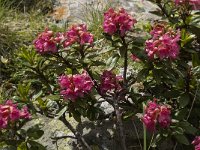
[
  {"xmin": 174, "ymin": 134, "xmax": 189, "ymax": 145},
  {"xmin": 28, "ymin": 141, "xmax": 46, "ymax": 150},
  {"xmin": 55, "ymin": 106, "xmax": 67, "ymax": 119},
  {"xmin": 179, "ymin": 93, "xmax": 190, "ymax": 108},
  {"xmin": 27, "ymin": 125, "xmax": 44, "ymax": 140}
]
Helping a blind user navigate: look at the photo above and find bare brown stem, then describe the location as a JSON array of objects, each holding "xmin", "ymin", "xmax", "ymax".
[{"xmin": 114, "ymin": 95, "xmax": 127, "ymax": 150}]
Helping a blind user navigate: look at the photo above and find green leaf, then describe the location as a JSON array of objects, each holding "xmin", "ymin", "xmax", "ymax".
[
  {"xmin": 192, "ymin": 53, "xmax": 200, "ymax": 67},
  {"xmin": 174, "ymin": 109, "xmax": 188, "ymax": 120},
  {"xmin": 106, "ymin": 54, "xmax": 120, "ymax": 71},
  {"xmin": 45, "ymin": 95, "xmax": 60, "ymax": 101},
  {"xmin": 179, "ymin": 121, "xmax": 198, "ymax": 135},
  {"xmin": 55, "ymin": 106, "xmax": 67, "ymax": 119},
  {"xmin": 72, "ymin": 110, "xmax": 81, "ymax": 122},
  {"xmin": 27, "ymin": 125, "xmax": 44, "ymax": 140},
  {"xmin": 28, "ymin": 141, "xmax": 46, "ymax": 150},
  {"xmin": 137, "ymin": 68, "xmax": 149, "ymax": 82},
  {"xmin": 17, "ymin": 142, "xmax": 27, "ymax": 150},
  {"xmin": 174, "ymin": 134, "xmax": 189, "ymax": 145},
  {"xmin": 179, "ymin": 93, "xmax": 190, "ymax": 108},
  {"xmin": 32, "ymin": 91, "xmax": 43, "ymax": 100}
]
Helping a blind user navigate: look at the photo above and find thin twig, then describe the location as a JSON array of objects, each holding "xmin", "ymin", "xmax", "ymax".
[
  {"xmin": 51, "ymin": 135, "xmax": 77, "ymax": 140},
  {"xmin": 148, "ymin": 132, "xmax": 155, "ymax": 150},
  {"xmin": 132, "ymin": 120, "xmax": 143, "ymax": 150},
  {"xmin": 187, "ymin": 83, "xmax": 200, "ymax": 120}
]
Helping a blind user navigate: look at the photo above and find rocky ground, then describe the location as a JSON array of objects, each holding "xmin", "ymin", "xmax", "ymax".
[
  {"xmin": 28, "ymin": 1, "xmax": 167, "ymax": 150},
  {"xmin": 51, "ymin": 0, "xmax": 159, "ymax": 25}
]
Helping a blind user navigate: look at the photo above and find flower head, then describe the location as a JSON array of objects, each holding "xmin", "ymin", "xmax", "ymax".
[
  {"xmin": 145, "ymin": 25, "xmax": 180, "ymax": 60},
  {"xmin": 58, "ymin": 71, "xmax": 94, "ymax": 101},
  {"xmin": 0, "ymin": 100, "xmax": 31, "ymax": 129},
  {"xmin": 99, "ymin": 70, "xmax": 122, "ymax": 94},
  {"xmin": 103, "ymin": 8, "xmax": 137, "ymax": 37},
  {"xmin": 63, "ymin": 24, "xmax": 94, "ymax": 47},
  {"xmin": 192, "ymin": 136, "xmax": 200, "ymax": 150},
  {"xmin": 142, "ymin": 99, "xmax": 171, "ymax": 132},
  {"xmin": 34, "ymin": 29, "xmax": 58, "ymax": 54},
  {"xmin": 158, "ymin": 105, "xmax": 171, "ymax": 128}
]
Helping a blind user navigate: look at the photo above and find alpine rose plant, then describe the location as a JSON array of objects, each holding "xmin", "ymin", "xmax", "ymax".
[
  {"xmin": 99, "ymin": 70, "xmax": 122, "ymax": 95},
  {"xmin": 63, "ymin": 24, "xmax": 94, "ymax": 47},
  {"xmin": 103, "ymin": 8, "xmax": 137, "ymax": 36},
  {"xmin": 145, "ymin": 24, "xmax": 180, "ymax": 60},
  {"xmin": 34, "ymin": 29, "xmax": 58, "ymax": 54},
  {"xmin": 0, "ymin": 100, "xmax": 31, "ymax": 129},
  {"xmin": 58, "ymin": 71, "xmax": 94, "ymax": 101},
  {"xmin": 142, "ymin": 99, "xmax": 171, "ymax": 132}
]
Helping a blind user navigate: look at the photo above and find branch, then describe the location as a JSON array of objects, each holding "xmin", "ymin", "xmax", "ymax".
[
  {"xmin": 186, "ymin": 83, "xmax": 199, "ymax": 120},
  {"xmin": 59, "ymin": 113, "xmax": 92, "ymax": 150},
  {"xmin": 114, "ymin": 94, "xmax": 127, "ymax": 150},
  {"xmin": 51, "ymin": 135, "xmax": 77, "ymax": 140},
  {"xmin": 121, "ymin": 37, "xmax": 128, "ymax": 88}
]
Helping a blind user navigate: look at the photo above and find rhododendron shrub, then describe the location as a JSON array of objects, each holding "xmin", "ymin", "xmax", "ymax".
[
  {"xmin": 2, "ymin": 1, "xmax": 200, "ymax": 149},
  {"xmin": 99, "ymin": 70, "xmax": 122, "ymax": 95},
  {"xmin": 145, "ymin": 24, "xmax": 180, "ymax": 60},
  {"xmin": 34, "ymin": 29, "xmax": 58, "ymax": 54},
  {"xmin": 63, "ymin": 24, "xmax": 94, "ymax": 47},
  {"xmin": 103, "ymin": 8, "xmax": 137, "ymax": 36},
  {"xmin": 0, "ymin": 100, "xmax": 31, "ymax": 129},
  {"xmin": 142, "ymin": 100, "xmax": 171, "ymax": 132},
  {"xmin": 58, "ymin": 71, "xmax": 94, "ymax": 101}
]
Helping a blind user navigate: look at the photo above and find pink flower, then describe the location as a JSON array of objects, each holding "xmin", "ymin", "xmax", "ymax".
[
  {"xmin": 63, "ymin": 24, "xmax": 94, "ymax": 47},
  {"xmin": 103, "ymin": 8, "xmax": 137, "ymax": 36},
  {"xmin": 54, "ymin": 32, "xmax": 64, "ymax": 43},
  {"xmin": 0, "ymin": 100, "xmax": 31, "ymax": 129},
  {"xmin": 141, "ymin": 99, "xmax": 171, "ymax": 132},
  {"xmin": 0, "ymin": 117, "xmax": 7, "ymax": 129},
  {"xmin": 9, "ymin": 106, "xmax": 20, "ymax": 121},
  {"xmin": 99, "ymin": 70, "xmax": 122, "ymax": 94},
  {"xmin": 174, "ymin": 0, "xmax": 200, "ymax": 10},
  {"xmin": 58, "ymin": 71, "xmax": 94, "ymax": 101},
  {"xmin": 192, "ymin": 136, "xmax": 200, "ymax": 150},
  {"xmin": 34, "ymin": 29, "xmax": 58, "ymax": 54},
  {"xmin": 158, "ymin": 105, "xmax": 171, "ymax": 128},
  {"xmin": 142, "ymin": 114, "xmax": 156, "ymax": 132},
  {"xmin": 80, "ymin": 32, "xmax": 94, "ymax": 45},
  {"xmin": 145, "ymin": 25, "xmax": 180, "ymax": 60},
  {"xmin": 20, "ymin": 106, "xmax": 31, "ymax": 119}
]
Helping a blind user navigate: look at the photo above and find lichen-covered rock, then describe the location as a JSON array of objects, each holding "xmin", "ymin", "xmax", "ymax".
[{"xmin": 52, "ymin": 0, "xmax": 159, "ymax": 25}]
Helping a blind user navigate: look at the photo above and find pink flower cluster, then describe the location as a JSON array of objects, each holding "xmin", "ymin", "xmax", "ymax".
[
  {"xmin": 0, "ymin": 100, "xmax": 31, "ymax": 129},
  {"xmin": 58, "ymin": 71, "xmax": 94, "ymax": 101},
  {"xmin": 174, "ymin": 0, "xmax": 200, "ymax": 10},
  {"xmin": 142, "ymin": 99, "xmax": 171, "ymax": 132},
  {"xmin": 145, "ymin": 25, "xmax": 180, "ymax": 60},
  {"xmin": 192, "ymin": 136, "xmax": 200, "ymax": 150},
  {"xmin": 99, "ymin": 70, "xmax": 122, "ymax": 94},
  {"xmin": 34, "ymin": 24, "xmax": 94, "ymax": 54},
  {"xmin": 34, "ymin": 29, "xmax": 58, "ymax": 54},
  {"xmin": 63, "ymin": 24, "xmax": 94, "ymax": 47},
  {"xmin": 103, "ymin": 8, "xmax": 137, "ymax": 37}
]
